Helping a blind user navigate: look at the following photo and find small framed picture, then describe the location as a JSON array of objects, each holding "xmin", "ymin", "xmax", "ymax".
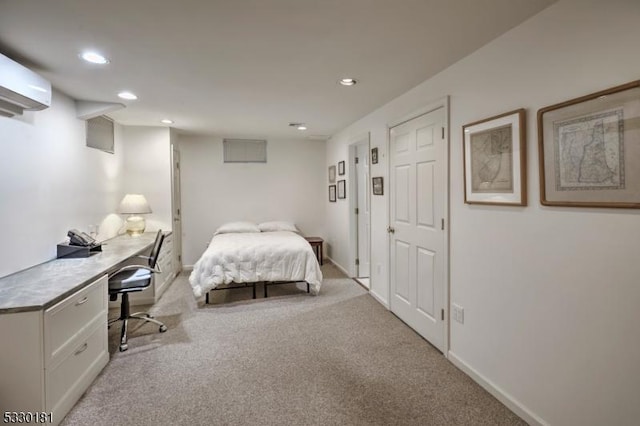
[
  {"xmin": 337, "ymin": 179, "xmax": 346, "ymax": 199},
  {"xmin": 328, "ymin": 165, "xmax": 336, "ymax": 183},
  {"xmin": 338, "ymin": 161, "xmax": 345, "ymax": 175},
  {"xmin": 463, "ymin": 108, "xmax": 527, "ymax": 206},
  {"xmin": 329, "ymin": 185, "xmax": 336, "ymax": 202},
  {"xmin": 371, "ymin": 147, "xmax": 378, "ymax": 164},
  {"xmin": 372, "ymin": 177, "xmax": 383, "ymax": 195}
]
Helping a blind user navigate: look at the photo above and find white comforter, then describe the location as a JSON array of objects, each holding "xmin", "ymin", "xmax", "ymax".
[{"xmin": 189, "ymin": 231, "xmax": 322, "ymax": 298}]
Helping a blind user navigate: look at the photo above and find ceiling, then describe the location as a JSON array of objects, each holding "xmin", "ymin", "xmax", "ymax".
[{"xmin": 0, "ymin": 0, "xmax": 555, "ymax": 139}]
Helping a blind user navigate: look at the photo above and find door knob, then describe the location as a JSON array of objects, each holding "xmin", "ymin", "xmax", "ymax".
[{"xmin": 387, "ymin": 226, "xmax": 395, "ymax": 234}]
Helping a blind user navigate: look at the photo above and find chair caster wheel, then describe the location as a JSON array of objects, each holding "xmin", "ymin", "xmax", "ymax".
[
  {"xmin": 119, "ymin": 343, "xmax": 128, "ymax": 352},
  {"xmin": 159, "ymin": 325, "xmax": 168, "ymax": 333}
]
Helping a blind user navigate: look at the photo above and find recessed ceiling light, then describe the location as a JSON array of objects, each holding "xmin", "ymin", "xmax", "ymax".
[
  {"xmin": 297, "ymin": 125, "xmax": 307, "ymax": 131},
  {"xmin": 118, "ymin": 91, "xmax": 138, "ymax": 100},
  {"xmin": 80, "ymin": 51, "xmax": 109, "ymax": 64},
  {"xmin": 161, "ymin": 119, "xmax": 174, "ymax": 124},
  {"xmin": 339, "ymin": 78, "xmax": 357, "ymax": 86}
]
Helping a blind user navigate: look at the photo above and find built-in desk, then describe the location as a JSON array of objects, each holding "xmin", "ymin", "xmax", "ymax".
[{"xmin": 0, "ymin": 232, "xmax": 162, "ymax": 425}]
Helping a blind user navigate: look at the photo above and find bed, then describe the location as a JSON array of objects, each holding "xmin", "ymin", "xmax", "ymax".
[{"xmin": 188, "ymin": 221, "xmax": 323, "ymax": 301}]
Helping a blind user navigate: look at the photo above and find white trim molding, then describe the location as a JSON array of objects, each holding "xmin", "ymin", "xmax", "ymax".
[
  {"xmin": 448, "ymin": 351, "xmax": 548, "ymax": 426},
  {"xmin": 324, "ymin": 256, "xmax": 350, "ymax": 277},
  {"xmin": 369, "ymin": 288, "xmax": 389, "ymax": 309}
]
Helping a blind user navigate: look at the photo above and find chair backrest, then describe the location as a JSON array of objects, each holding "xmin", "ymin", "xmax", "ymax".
[{"xmin": 148, "ymin": 230, "xmax": 165, "ymax": 268}]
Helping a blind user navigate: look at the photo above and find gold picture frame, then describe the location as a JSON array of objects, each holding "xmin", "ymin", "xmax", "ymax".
[
  {"xmin": 463, "ymin": 109, "xmax": 527, "ymax": 206},
  {"xmin": 538, "ymin": 80, "xmax": 640, "ymax": 208}
]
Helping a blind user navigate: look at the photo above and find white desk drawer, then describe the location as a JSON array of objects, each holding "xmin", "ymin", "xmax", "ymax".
[
  {"xmin": 45, "ymin": 322, "xmax": 107, "ymax": 415},
  {"xmin": 44, "ymin": 275, "xmax": 107, "ymax": 366}
]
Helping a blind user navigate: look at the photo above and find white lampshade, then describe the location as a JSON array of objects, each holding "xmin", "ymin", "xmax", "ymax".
[
  {"xmin": 118, "ymin": 194, "xmax": 152, "ymax": 236},
  {"xmin": 118, "ymin": 194, "xmax": 152, "ymax": 214}
]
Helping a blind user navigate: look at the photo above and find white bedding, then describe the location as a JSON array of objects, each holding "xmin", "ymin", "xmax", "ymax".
[{"xmin": 188, "ymin": 231, "xmax": 322, "ymax": 298}]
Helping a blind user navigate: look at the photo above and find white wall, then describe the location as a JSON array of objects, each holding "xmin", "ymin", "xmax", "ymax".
[
  {"xmin": 121, "ymin": 126, "xmax": 173, "ymax": 232},
  {"xmin": 0, "ymin": 90, "xmax": 125, "ymax": 278},
  {"xmin": 179, "ymin": 135, "xmax": 325, "ymax": 266},
  {"xmin": 326, "ymin": 0, "xmax": 640, "ymax": 424}
]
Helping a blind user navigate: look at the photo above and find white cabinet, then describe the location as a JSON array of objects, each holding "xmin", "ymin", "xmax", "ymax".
[
  {"xmin": 0, "ymin": 275, "xmax": 109, "ymax": 426},
  {"xmin": 155, "ymin": 232, "xmax": 175, "ymax": 298}
]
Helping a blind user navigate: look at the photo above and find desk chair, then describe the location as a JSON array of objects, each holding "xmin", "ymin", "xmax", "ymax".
[{"xmin": 108, "ymin": 230, "xmax": 167, "ymax": 352}]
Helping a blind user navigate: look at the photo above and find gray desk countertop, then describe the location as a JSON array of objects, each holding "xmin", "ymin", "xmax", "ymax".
[{"xmin": 0, "ymin": 233, "xmax": 162, "ymax": 314}]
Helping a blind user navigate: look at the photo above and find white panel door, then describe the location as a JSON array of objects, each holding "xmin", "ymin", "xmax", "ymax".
[
  {"xmin": 356, "ymin": 142, "xmax": 370, "ymax": 277},
  {"xmin": 389, "ymin": 107, "xmax": 446, "ymax": 351}
]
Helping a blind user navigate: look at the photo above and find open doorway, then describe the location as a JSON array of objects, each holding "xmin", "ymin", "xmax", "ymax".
[
  {"xmin": 171, "ymin": 144, "xmax": 183, "ymax": 274},
  {"xmin": 348, "ymin": 133, "xmax": 371, "ymax": 288}
]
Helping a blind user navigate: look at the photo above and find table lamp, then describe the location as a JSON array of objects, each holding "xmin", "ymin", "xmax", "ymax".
[{"xmin": 118, "ymin": 194, "xmax": 152, "ymax": 236}]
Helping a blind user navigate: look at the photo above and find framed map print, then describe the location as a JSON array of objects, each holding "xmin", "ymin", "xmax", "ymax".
[
  {"xmin": 463, "ymin": 109, "xmax": 527, "ymax": 206},
  {"xmin": 538, "ymin": 80, "xmax": 640, "ymax": 208}
]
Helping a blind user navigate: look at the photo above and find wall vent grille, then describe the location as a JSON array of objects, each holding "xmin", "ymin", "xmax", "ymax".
[
  {"xmin": 86, "ymin": 115, "xmax": 114, "ymax": 154},
  {"xmin": 223, "ymin": 139, "xmax": 267, "ymax": 163}
]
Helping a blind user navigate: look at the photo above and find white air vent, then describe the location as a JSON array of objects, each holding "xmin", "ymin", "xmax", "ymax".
[
  {"xmin": 86, "ymin": 115, "xmax": 114, "ymax": 154},
  {"xmin": 0, "ymin": 53, "xmax": 51, "ymax": 117},
  {"xmin": 223, "ymin": 139, "xmax": 267, "ymax": 163}
]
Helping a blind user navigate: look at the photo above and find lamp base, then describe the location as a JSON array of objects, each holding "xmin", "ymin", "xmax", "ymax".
[{"xmin": 125, "ymin": 215, "xmax": 146, "ymax": 237}]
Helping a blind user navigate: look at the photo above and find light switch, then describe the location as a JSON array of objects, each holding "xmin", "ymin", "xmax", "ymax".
[{"xmin": 452, "ymin": 303, "xmax": 464, "ymax": 324}]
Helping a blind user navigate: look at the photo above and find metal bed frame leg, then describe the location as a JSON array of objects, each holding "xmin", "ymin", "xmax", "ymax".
[{"xmin": 204, "ymin": 281, "xmax": 307, "ymax": 302}]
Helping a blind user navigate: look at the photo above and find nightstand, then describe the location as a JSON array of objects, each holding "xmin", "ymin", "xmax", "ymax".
[{"xmin": 305, "ymin": 237, "xmax": 323, "ymax": 265}]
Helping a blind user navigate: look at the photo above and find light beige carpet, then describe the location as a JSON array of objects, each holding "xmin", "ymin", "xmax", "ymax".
[{"xmin": 61, "ymin": 263, "xmax": 525, "ymax": 425}]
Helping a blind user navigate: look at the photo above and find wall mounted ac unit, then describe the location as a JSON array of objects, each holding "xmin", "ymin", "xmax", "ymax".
[{"xmin": 0, "ymin": 53, "xmax": 51, "ymax": 117}]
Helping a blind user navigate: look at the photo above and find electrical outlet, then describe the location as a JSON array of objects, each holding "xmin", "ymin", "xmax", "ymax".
[
  {"xmin": 376, "ymin": 264, "xmax": 382, "ymax": 275},
  {"xmin": 452, "ymin": 303, "xmax": 464, "ymax": 324}
]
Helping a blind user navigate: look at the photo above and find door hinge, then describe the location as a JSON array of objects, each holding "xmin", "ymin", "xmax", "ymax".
[
  {"xmin": 176, "ymin": 162, "xmax": 180, "ymax": 170},
  {"xmin": 178, "ymin": 255, "xmax": 182, "ymax": 262},
  {"xmin": 355, "ymin": 207, "xmax": 359, "ymax": 215},
  {"xmin": 355, "ymin": 157, "xmax": 359, "ymax": 164},
  {"xmin": 177, "ymin": 208, "xmax": 180, "ymax": 216},
  {"xmin": 441, "ymin": 127, "xmax": 445, "ymax": 139},
  {"xmin": 441, "ymin": 309, "xmax": 445, "ymax": 321},
  {"xmin": 355, "ymin": 258, "xmax": 359, "ymax": 266},
  {"xmin": 441, "ymin": 218, "xmax": 445, "ymax": 230}
]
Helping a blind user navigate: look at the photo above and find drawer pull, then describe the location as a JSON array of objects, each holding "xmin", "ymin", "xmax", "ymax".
[
  {"xmin": 74, "ymin": 343, "xmax": 88, "ymax": 356},
  {"xmin": 75, "ymin": 296, "xmax": 89, "ymax": 306}
]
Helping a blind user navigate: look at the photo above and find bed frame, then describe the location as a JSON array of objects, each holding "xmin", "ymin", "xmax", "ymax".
[{"xmin": 204, "ymin": 281, "xmax": 310, "ymax": 304}]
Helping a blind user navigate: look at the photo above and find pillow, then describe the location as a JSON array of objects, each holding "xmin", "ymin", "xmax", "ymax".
[
  {"xmin": 214, "ymin": 221, "xmax": 261, "ymax": 235},
  {"xmin": 258, "ymin": 221, "xmax": 299, "ymax": 233}
]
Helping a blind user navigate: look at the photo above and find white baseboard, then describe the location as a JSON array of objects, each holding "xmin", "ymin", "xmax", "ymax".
[
  {"xmin": 325, "ymin": 256, "xmax": 350, "ymax": 276},
  {"xmin": 448, "ymin": 351, "xmax": 548, "ymax": 426},
  {"xmin": 183, "ymin": 265, "xmax": 194, "ymax": 272},
  {"xmin": 369, "ymin": 288, "xmax": 389, "ymax": 309},
  {"xmin": 325, "ymin": 256, "xmax": 390, "ymax": 309}
]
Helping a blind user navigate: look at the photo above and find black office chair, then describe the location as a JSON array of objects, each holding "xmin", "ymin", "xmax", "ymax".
[{"xmin": 108, "ymin": 230, "xmax": 168, "ymax": 352}]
